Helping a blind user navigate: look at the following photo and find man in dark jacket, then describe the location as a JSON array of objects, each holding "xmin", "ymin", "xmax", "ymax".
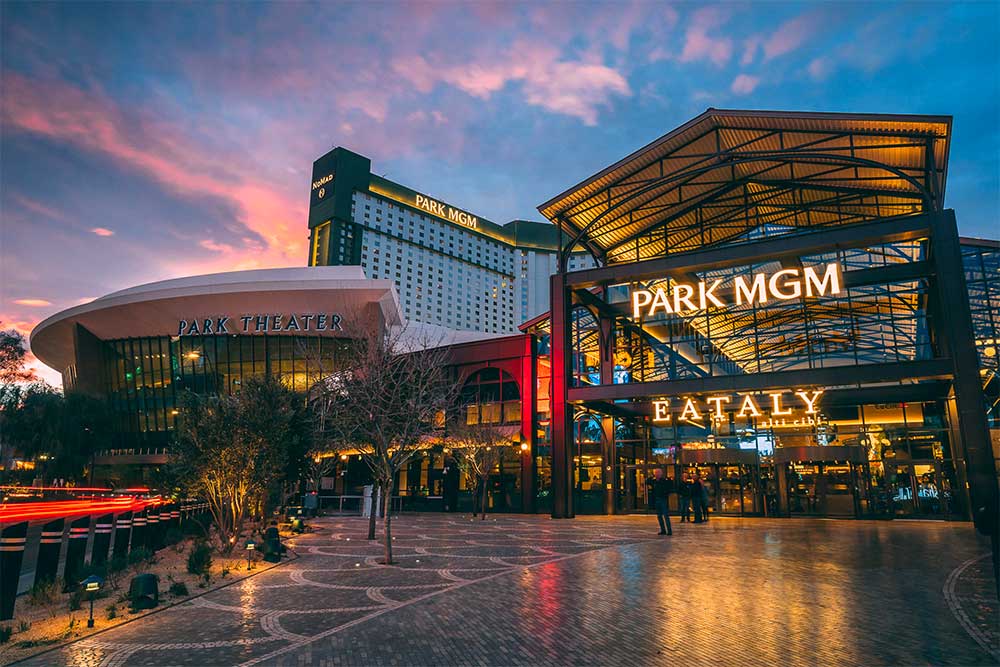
[
  {"xmin": 678, "ymin": 471, "xmax": 692, "ymax": 522},
  {"xmin": 646, "ymin": 468, "xmax": 674, "ymax": 536}
]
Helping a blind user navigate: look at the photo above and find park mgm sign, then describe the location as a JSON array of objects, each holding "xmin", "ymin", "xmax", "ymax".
[{"xmin": 630, "ymin": 263, "xmax": 842, "ymax": 317}]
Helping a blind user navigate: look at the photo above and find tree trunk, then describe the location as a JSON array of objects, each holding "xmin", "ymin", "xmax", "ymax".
[
  {"xmin": 381, "ymin": 480, "xmax": 394, "ymax": 565},
  {"xmin": 480, "ymin": 478, "xmax": 489, "ymax": 521},
  {"xmin": 367, "ymin": 481, "xmax": 378, "ymax": 540}
]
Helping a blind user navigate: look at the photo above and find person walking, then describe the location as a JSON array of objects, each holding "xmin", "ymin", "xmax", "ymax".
[
  {"xmin": 646, "ymin": 468, "xmax": 674, "ymax": 536},
  {"xmin": 691, "ymin": 474, "xmax": 704, "ymax": 523},
  {"xmin": 678, "ymin": 471, "xmax": 692, "ymax": 522},
  {"xmin": 700, "ymin": 474, "xmax": 711, "ymax": 522}
]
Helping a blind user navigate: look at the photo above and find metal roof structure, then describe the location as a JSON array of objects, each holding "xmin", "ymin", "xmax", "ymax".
[{"xmin": 538, "ymin": 109, "xmax": 951, "ymax": 266}]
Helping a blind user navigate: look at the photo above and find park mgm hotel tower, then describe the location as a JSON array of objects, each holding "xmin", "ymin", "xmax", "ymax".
[
  {"xmin": 522, "ymin": 109, "xmax": 996, "ymax": 536},
  {"xmin": 306, "ymin": 148, "xmax": 594, "ymax": 333}
]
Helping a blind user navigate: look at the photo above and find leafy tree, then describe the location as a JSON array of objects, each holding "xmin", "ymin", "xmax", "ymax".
[
  {"xmin": 170, "ymin": 374, "xmax": 311, "ymax": 552},
  {"xmin": 449, "ymin": 422, "xmax": 514, "ymax": 520},
  {"xmin": 0, "ymin": 324, "xmax": 36, "ymax": 384},
  {"xmin": 311, "ymin": 325, "xmax": 459, "ymax": 564}
]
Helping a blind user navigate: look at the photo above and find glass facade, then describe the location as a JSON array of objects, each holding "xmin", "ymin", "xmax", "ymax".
[{"xmin": 100, "ymin": 335, "xmax": 352, "ymax": 448}]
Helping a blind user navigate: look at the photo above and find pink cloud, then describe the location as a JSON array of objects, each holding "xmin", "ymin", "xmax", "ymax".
[
  {"xmin": 808, "ymin": 56, "xmax": 833, "ymax": 80},
  {"xmin": 679, "ymin": 7, "xmax": 733, "ymax": 67},
  {"xmin": 91, "ymin": 227, "xmax": 115, "ymax": 237},
  {"xmin": 730, "ymin": 74, "xmax": 760, "ymax": 95},
  {"xmin": 741, "ymin": 36, "xmax": 762, "ymax": 66},
  {"xmin": 12, "ymin": 298, "xmax": 52, "ymax": 307},
  {"xmin": 763, "ymin": 14, "xmax": 818, "ymax": 61},
  {"xmin": 2, "ymin": 72, "xmax": 307, "ymax": 274}
]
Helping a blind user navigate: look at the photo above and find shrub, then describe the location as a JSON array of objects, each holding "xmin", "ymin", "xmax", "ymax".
[
  {"xmin": 164, "ymin": 526, "xmax": 184, "ymax": 548},
  {"xmin": 108, "ymin": 554, "xmax": 128, "ymax": 573},
  {"xmin": 105, "ymin": 603, "xmax": 118, "ymax": 620},
  {"xmin": 186, "ymin": 541, "xmax": 212, "ymax": 576},
  {"xmin": 128, "ymin": 547, "xmax": 153, "ymax": 571},
  {"xmin": 168, "ymin": 581, "xmax": 189, "ymax": 596},
  {"xmin": 0, "ymin": 626, "xmax": 12, "ymax": 644},
  {"xmin": 28, "ymin": 578, "xmax": 59, "ymax": 608},
  {"xmin": 68, "ymin": 589, "xmax": 83, "ymax": 612},
  {"xmin": 18, "ymin": 620, "xmax": 30, "ymax": 633}
]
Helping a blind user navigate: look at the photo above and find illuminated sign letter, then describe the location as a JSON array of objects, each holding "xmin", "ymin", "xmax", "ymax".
[
  {"xmin": 699, "ymin": 279, "xmax": 725, "ymax": 309},
  {"xmin": 804, "ymin": 264, "xmax": 842, "ymax": 297},
  {"xmin": 795, "ymin": 390, "xmax": 824, "ymax": 414},
  {"xmin": 673, "ymin": 284, "xmax": 697, "ymax": 313},
  {"xmin": 706, "ymin": 395, "xmax": 732, "ymax": 420},
  {"xmin": 769, "ymin": 269, "xmax": 802, "ymax": 300},
  {"xmin": 648, "ymin": 288, "xmax": 673, "ymax": 316},
  {"xmin": 177, "ymin": 320, "xmax": 188, "ymax": 336},
  {"xmin": 679, "ymin": 398, "xmax": 702, "ymax": 421},
  {"xmin": 632, "ymin": 290, "xmax": 653, "ymax": 318},
  {"xmin": 768, "ymin": 392, "xmax": 793, "ymax": 415},
  {"xmin": 734, "ymin": 274, "xmax": 768, "ymax": 305},
  {"xmin": 652, "ymin": 400, "xmax": 671, "ymax": 422},
  {"xmin": 737, "ymin": 395, "xmax": 762, "ymax": 418}
]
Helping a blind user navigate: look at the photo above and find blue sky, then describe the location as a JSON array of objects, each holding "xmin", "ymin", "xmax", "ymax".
[{"xmin": 2, "ymin": 1, "xmax": 998, "ymax": 382}]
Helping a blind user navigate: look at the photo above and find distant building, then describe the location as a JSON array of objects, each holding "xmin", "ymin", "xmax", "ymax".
[{"xmin": 306, "ymin": 148, "xmax": 594, "ymax": 333}]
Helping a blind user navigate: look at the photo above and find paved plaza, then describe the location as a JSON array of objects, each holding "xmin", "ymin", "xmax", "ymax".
[{"xmin": 18, "ymin": 513, "xmax": 998, "ymax": 667}]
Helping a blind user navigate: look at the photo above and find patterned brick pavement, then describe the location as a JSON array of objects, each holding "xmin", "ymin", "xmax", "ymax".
[{"xmin": 16, "ymin": 514, "xmax": 998, "ymax": 667}]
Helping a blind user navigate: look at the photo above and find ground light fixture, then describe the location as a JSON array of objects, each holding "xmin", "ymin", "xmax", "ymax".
[
  {"xmin": 245, "ymin": 540, "xmax": 256, "ymax": 570},
  {"xmin": 80, "ymin": 574, "xmax": 103, "ymax": 628}
]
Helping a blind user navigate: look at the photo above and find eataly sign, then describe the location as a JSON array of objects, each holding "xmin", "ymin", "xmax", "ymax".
[{"xmin": 651, "ymin": 390, "xmax": 824, "ymax": 423}]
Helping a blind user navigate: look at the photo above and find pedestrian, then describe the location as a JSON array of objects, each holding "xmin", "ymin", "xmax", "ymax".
[
  {"xmin": 700, "ymin": 475, "xmax": 710, "ymax": 522},
  {"xmin": 678, "ymin": 471, "xmax": 692, "ymax": 522},
  {"xmin": 691, "ymin": 474, "xmax": 704, "ymax": 523},
  {"xmin": 645, "ymin": 468, "xmax": 673, "ymax": 536},
  {"xmin": 442, "ymin": 456, "xmax": 460, "ymax": 512}
]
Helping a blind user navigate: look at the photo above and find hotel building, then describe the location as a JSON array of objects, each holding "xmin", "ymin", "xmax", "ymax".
[{"xmin": 306, "ymin": 147, "xmax": 594, "ymax": 333}]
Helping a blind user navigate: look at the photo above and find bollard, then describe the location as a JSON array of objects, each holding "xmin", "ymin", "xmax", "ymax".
[
  {"xmin": 0, "ymin": 522, "xmax": 28, "ymax": 621},
  {"xmin": 63, "ymin": 515, "xmax": 90, "ymax": 591},
  {"xmin": 146, "ymin": 505, "xmax": 161, "ymax": 551},
  {"xmin": 131, "ymin": 509, "xmax": 147, "ymax": 553},
  {"xmin": 91, "ymin": 513, "xmax": 114, "ymax": 567},
  {"xmin": 112, "ymin": 511, "xmax": 132, "ymax": 559},
  {"xmin": 35, "ymin": 517, "xmax": 64, "ymax": 585}
]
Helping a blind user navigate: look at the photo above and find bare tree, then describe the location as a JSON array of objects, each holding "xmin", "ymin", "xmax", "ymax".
[
  {"xmin": 448, "ymin": 422, "xmax": 515, "ymax": 520},
  {"xmin": 309, "ymin": 323, "xmax": 459, "ymax": 564}
]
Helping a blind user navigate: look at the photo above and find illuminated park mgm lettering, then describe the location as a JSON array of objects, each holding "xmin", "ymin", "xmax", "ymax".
[
  {"xmin": 177, "ymin": 313, "xmax": 344, "ymax": 336},
  {"xmin": 631, "ymin": 264, "xmax": 842, "ymax": 318},
  {"xmin": 414, "ymin": 194, "xmax": 478, "ymax": 230},
  {"xmin": 652, "ymin": 390, "xmax": 824, "ymax": 429}
]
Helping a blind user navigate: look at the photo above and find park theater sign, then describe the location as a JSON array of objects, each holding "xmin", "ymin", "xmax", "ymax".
[{"xmin": 630, "ymin": 263, "xmax": 843, "ymax": 318}]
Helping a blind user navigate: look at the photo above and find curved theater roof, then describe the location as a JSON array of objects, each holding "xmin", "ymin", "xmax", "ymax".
[
  {"xmin": 538, "ymin": 108, "xmax": 951, "ymax": 265},
  {"xmin": 31, "ymin": 267, "xmax": 403, "ymax": 372}
]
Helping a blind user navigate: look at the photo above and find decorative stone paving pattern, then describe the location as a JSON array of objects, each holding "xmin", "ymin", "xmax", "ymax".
[{"xmin": 16, "ymin": 514, "xmax": 998, "ymax": 667}]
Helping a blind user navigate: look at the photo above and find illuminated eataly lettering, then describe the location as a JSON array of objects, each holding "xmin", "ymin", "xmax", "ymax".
[
  {"xmin": 651, "ymin": 390, "xmax": 824, "ymax": 422},
  {"xmin": 631, "ymin": 264, "xmax": 842, "ymax": 318},
  {"xmin": 415, "ymin": 194, "xmax": 478, "ymax": 230}
]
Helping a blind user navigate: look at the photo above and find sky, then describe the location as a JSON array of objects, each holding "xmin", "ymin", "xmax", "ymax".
[{"xmin": 2, "ymin": 1, "xmax": 999, "ymax": 386}]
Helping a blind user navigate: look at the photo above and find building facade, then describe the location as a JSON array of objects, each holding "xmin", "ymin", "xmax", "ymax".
[{"xmin": 306, "ymin": 148, "xmax": 594, "ymax": 334}]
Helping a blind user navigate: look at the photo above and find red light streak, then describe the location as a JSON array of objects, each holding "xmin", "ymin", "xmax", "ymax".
[{"xmin": 0, "ymin": 497, "xmax": 162, "ymax": 523}]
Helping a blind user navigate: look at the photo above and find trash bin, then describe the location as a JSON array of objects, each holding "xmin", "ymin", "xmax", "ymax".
[{"xmin": 128, "ymin": 573, "xmax": 159, "ymax": 610}]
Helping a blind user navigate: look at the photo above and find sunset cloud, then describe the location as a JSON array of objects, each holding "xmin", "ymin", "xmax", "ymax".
[
  {"xmin": 679, "ymin": 7, "xmax": 733, "ymax": 67},
  {"xmin": 12, "ymin": 298, "xmax": 52, "ymax": 307},
  {"xmin": 730, "ymin": 74, "xmax": 760, "ymax": 95},
  {"xmin": 91, "ymin": 227, "xmax": 115, "ymax": 236}
]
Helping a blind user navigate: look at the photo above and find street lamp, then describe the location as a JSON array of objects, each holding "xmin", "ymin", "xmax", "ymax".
[
  {"xmin": 80, "ymin": 574, "xmax": 103, "ymax": 628},
  {"xmin": 245, "ymin": 540, "xmax": 256, "ymax": 570}
]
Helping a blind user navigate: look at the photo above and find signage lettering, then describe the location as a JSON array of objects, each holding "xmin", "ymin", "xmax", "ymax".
[
  {"xmin": 651, "ymin": 389, "xmax": 824, "ymax": 427},
  {"xmin": 415, "ymin": 194, "xmax": 478, "ymax": 230},
  {"xmin": 312, "ymin": 174, "xmax": 333, "ymax": 190},
  {"xmin": 632, "ymin": 263, "xmax": 842, "ymax": 318},
  {"xmin": 178, "ymin": 313, "xmax": 343, "ymax": 336}
]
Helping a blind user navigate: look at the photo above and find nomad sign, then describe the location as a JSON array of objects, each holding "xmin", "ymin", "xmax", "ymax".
[
  {"xmin": 631, "ymin": 263, "xmax": 842, "ymax": 318},
  {"xmin": 177, "ymin": 313, "xmax": 344, "ymax": 336},
  {"xmin": 414, "ymin": 194, "xmax": 478, "ymax": 229}
]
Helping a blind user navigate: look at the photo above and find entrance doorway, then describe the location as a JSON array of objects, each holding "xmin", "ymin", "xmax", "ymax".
[{"xmin": 775, "ymin": 446, "xmax": 870, "ymax": 518}]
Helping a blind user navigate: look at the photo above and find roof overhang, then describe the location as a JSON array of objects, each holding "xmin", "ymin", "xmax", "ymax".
[
  {"xmin": 539, "ymin": 108, "xmax": 952, "ymax": 264},
  {"xmin": 30, "ymin": 266, "xmax": 403, "ymax": 372}
]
